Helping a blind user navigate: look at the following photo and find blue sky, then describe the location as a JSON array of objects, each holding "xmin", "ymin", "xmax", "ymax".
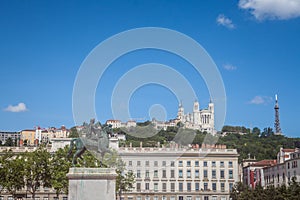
[{"xmin": 1, "ymin": 0, "xmax": 300, "ymax": 137}]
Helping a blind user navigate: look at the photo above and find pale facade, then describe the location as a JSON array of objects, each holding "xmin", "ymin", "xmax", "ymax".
[
  {"xmin": 118, "ymin": 145, "xmax": 239, "ymax": 200},
  {"xmin": 263, "ymin": 148, "xmax": 300, "ymax": 188},
  {"xmin": 177, "ymin": 101, "xmax": 214, "ymax": 133}
]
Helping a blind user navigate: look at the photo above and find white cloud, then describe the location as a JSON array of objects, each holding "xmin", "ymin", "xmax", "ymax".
[
  {"xmin": 223, "ymin": 64, "xmax": 237, "ymax": 71},
  {"xmin": 248, "ymin": 96, "xmax": 272, "ymax": 105},
  {"xmin": 216, "ymin": 14, "xmax": 235, "ymax": 29},
  {"xmin": 239, "ymin": 0, "xmax": 300, "ymax": 20},
  {"xmin": 4, "ymin": 102, "xmax": 28, "ymax": 112}
]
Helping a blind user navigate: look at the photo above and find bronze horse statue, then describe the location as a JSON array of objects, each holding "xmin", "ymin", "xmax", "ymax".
[{"xmin": 67, "ymin": 120, "xmax": 113, "ymax": 167}]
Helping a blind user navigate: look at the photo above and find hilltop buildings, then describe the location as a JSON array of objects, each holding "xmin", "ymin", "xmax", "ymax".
[{"xmin": 176, "ymin": 100, "xmax": 215, "ymax": 133}]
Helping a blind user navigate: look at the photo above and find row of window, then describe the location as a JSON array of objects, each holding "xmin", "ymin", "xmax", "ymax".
[
  {"xmin": 0, "ymin": 197, "xmax": 67, "ymax": 200},
  {"xmin": 128, "ymin": 160, "xmax": 233, "ymax": 167},
  {"xmin": 133, "ymin": 196, "xmax": 227, "ymax": 200},
  {"xmin": 136, "ymin": 169, "xmax": 234, "ymax": 179},
  {"xmin": 135, "ymin": 182, "xmax": 234, "ymax": 192}
]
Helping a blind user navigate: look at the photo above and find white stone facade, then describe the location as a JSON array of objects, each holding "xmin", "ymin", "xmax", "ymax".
[
  {"xmin": 118, "ymin": 146, "xmax": 239, "ymax": 200},
  {"xmin": 177, "ymin": 101, "xmax": 215, "ymax": 133}
]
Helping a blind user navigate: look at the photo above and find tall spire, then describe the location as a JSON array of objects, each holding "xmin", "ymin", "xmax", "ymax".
[{"xmin": 274, "ymin": 94, "xmax": 282, "ymax": 135}]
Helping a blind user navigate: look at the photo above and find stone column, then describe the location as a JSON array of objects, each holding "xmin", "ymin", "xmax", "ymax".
[{"xmin": 67, "ymin": 168, "xmax": 117, "ymax": 200}]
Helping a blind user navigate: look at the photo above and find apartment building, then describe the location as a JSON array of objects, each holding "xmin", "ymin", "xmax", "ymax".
[{"xmin": 118, "ymin": 144, "xmax": 239, "ymax": 200}]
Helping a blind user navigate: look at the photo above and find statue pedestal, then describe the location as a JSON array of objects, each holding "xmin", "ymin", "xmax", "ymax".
[{"xmin": 67, "ymin": 168, "xmax": 117, "ymax": 200}]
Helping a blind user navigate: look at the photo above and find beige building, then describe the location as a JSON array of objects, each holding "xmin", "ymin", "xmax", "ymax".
[
  {"xmin": 118, "ymin": 144, "xmax": 239, "ymax": 200},
  {"xmin": 20, "ymin": 129, "xmax": 36, "ymax": 146}
]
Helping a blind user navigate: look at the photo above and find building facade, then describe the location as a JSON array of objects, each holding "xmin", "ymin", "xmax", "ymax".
[
  {"xmin": 177, "ymin": 100, "xmax": 214, "ymax": 133},
  {"xmin": 118, "ymin": 145, "xmax": 239, "ymax": 200},
  {"xmin": 263, "ymin": 148, "xmax": 300, "ymax": 188},
  {"xmin": 0, "ymin": 131, "xmax": 20, "ymax": 145}
]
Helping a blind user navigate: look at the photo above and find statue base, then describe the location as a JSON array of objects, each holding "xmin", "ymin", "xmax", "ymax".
[{"xmin": 67, "ymin": 168, "xmax": 117, "ymax": 200}]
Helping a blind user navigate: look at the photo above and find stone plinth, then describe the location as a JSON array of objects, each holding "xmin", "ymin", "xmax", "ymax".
[{"xmin": 67, "ymin": 168, "xmax": 117, "ymax": 200}]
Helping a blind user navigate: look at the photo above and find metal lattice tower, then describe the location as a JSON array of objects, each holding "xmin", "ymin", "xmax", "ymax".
[{"xmin": 274, "ymin": 94, "xmax": 282, "ymax": 135}]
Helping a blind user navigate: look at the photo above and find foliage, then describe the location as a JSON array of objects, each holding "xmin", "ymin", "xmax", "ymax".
[
  {"xmin": 24, "ymin": 146, "xmax": 52, "ymax": 199},
  {"xmin": 222, "ymin": 125, "xmax": 251, "ymax": 134},
  {"xmin": 68, "ymin": 126, "xmax": 79, "ymax": 138},
  {"xmin": 116, "ymin": 169, "xmax": 135, "ymax": 200},
  {"xmin": 4, "ymin": 137, "xmax": 14, "ymax": 146},
  {"xmin": 0, "ymin": 150, "xmax": 25, "ymax": 199},
  {"xmin": 50, "ymin": 146, "xmax": 72, "ymax": 197},
  {"xmin": 230, "ymin": 179, "xmax": 300, "ymax": 200}
]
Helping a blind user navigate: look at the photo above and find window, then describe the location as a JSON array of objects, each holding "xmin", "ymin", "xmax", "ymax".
[
  {"xmin": 171, "ymin": 170, "xmax": 175, "ymax": 178},
  {"xmin": 204, "ymin": 161, "xmax": 208, "ymax": 167},
  {"xmin": 136, "ymin": 183, "xmax": 141, "ymax": 191},
  {"xmin": 187, "ymin": 196, "xmax": 192, "ymax": 200},
  {"xmin": 212, "ymin": 170, "xmax": 216, "ymax": 179},
  {"xmin": 220, "ymin": 170, "xmax": 225, "ymax": 179},
  {"xmin": 195, "ymin": 170, "xmax": 199, "ymax": 178},
  {"xmin": 162, "ymin": 196, "xmax": 167, "ymax": 200},
  {"xmin": 195, "ymin": 160, "xmax": 199, "ymax": 166},
  {"xmin": 212, "ymin": 197, "xmax": 217, "ymax": 200},
  {"xmin": 221, "ymin": 183, "xmax": 225, "ymax": 192},
  {"xmin": 187, "ymin": 161, "xmax": 191, "ymax": 167},
  {"xmin": 179, "ymin": 169, "xmax": 183, "ymax": 178},
  {"xmin": 137, "ymin": 161, "xmax": 141, "ymax": 166},
  {"xmin": 145, "ymin": 183, "xmax": 149, "ymax": 190},
  {"xmin": 154, "ymin": 161, "xmax": 158, "ymax": 166},
  {"xmin": 162, "ymin": 161, "xmax": 166, "ymax": 166},
  {"xmin": 187, "ymin": 182, "xmax": 191, "ymax": 191},
  {"xmin": 162, "ymin": 170, "xmax": 166, "ymax": 178},
  {"xmin": 195, "ymin": 182, "xmax": 200, "ymax": 191},
  {"xmin": 171, "ymin": 161, "xmax": 175, "ymax": 167},
  {"xmin": 204, "ymin": 169, "xmax": 208, "ymax": 178},
  {"xmin": 220, "ymin": 161, "xmax": 224, "ymax": 167},
  {"xmin": 195, "ymin": 197, "xmax": 201, "ymax": 200},
  {"xmin": 171, "ymin": 183, "xmax": 175, "ymax": 192},
  {"xmin": 137, "ymin": 170, "xmax": 141, "ymax": 178},
  {"xmin": 229, "ymin": 183, "xmax": 233, "ymax": 192},
  {"xmin": 204, "ymin": 197, "xmax": 209, "ymax": 200},
  {"xmin": 154, "ymin": 183, "xmax": 158, "ymax": 192},
  {"xmin": 154, "ymin": 197, "xmax": 158, "ymax": 200},
  {"xmin": 146, "ymin": 170, "xmax": 150, "ymax": 178},
  {"xmin": 137, "ymin": 196, "xmax": 142, "ymax": 200},
  {"xmin": 229, "ymin": 170, "xmax": 233, "ymax": 179},
  {"xmin": 212, "ymin": 183, "xmax": 216, "ymax": 191},
  {"xmin": 154, "ymin": 170, "xmax": 158, "ymax": 178},
  {"xmin": 212, "ymin": 161, "xmax": 216, "ymax": 167},
  {"xmin": 146, "ymin": 161, "xmax": 149, "ymax": 166},
  {"xmin": 229, "ymin": 161, "xmax": 233, "ymax": 167},
  {"xmin": 187, "ymin": 170, "xmax": 191, "ymax": 178},
  {"xmin": 204, "ymin": 182, "xmax": 208, "ymax": 191},
  {"xmin": 170, "ymin": 197, "xmax": 176, "ymax": 200},
  {"xmin": 129, "ymin": 161, "xmax": 132, "ymax": 166},
  {"xmin": 179, "ymin": 160, "xmax": 183, "ymax": 167},
  {"xmin": 163, "ymin": 183, "xmax": 167, "ymax": 192},
  {"xmin": 179, "ymin": 182, "xmax": 183, "ymax": 191}
]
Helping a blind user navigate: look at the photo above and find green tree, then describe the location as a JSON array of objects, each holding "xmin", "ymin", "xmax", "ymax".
[
  {"xmin": 68, "ymin": 127, "xmax": 79, "ymax": 138},
  {"xmin": 4, "ymin": 137, "xmax": 13, "ymax": 146},
  {"xmin": 116, "ymin": 169, "xmax": 135, "ymax": 200},
  {"xmin": 0, "ymin": 150, "xmax": 25, "ymax": 199},
  {"xmin": 24, "ymin": 146, "xmax": 52, "ymax": 199},
  {"xmin": 50, "ymin": 146, "xmax": 72, "ymax": 198}
]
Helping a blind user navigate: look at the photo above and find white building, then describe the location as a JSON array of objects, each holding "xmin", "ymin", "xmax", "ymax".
[
  {"xmin": 177, "ymin": 100, "xmax": 215, "ymax": 133},
  {"xmin": 263, "ymin": 148, "xmax": 300, "ymax": 188},
  {"xmin": 118, "ymin": 144, "xmax": 239, "ymax": 200}
]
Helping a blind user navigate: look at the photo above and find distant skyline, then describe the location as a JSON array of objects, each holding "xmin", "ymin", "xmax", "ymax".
[{"xmin": 1, "ymin": 0, "xmax": 300, "ymax": 137}]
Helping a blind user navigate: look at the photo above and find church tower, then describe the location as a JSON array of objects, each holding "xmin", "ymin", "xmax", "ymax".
[
  {"xmin": 177, "ymin": 101, "xmax": 184, "ymax": 121},
  {"xmin": 274, "ymin": 94, "xmax": 282, "ymax": 135}
]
